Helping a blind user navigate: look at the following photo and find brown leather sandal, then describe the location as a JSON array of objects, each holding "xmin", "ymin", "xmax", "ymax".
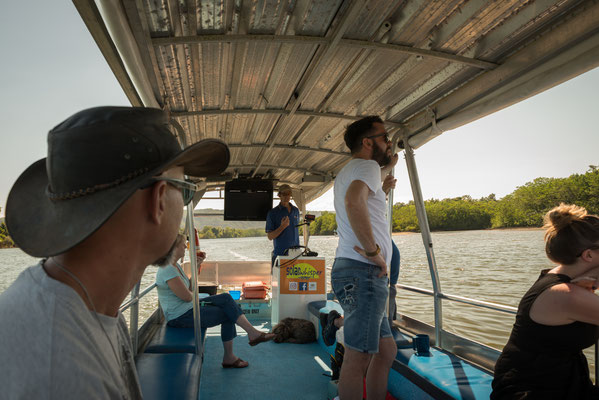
[
  {"xmin": 248, "ymin": 332, "xmax": 274, "ymax": 346},
  {"xmin": 222, "ymin": 358, "xmax": 249, "ymax": 368}
]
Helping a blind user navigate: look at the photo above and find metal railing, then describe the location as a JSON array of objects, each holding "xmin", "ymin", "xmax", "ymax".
[
  {"xmin": 396, "ymin": 283, "xmax": 517, "ymax": 315},
  {"xmin": 119, "ymin": 282, "xmax": 157, "ymax": 352},
  {"xmin": 396, "ymin": 282, "xmax": 599, "ymax": 385}
]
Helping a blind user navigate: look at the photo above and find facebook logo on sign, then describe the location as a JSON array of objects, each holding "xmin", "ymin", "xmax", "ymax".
[{"xmin": 299, "ymin": 282, "xmax": 308, "ymax": 291}]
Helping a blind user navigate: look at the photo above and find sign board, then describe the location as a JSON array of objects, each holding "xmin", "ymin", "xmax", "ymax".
[{"xmin": 279, "ymin": 258, "xmax": 325, "ymax": 295}]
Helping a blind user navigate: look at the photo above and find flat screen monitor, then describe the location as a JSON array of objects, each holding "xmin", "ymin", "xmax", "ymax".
[{"xmin": 224, "ymin": 179, "xmax": 273, "ymax": 221}]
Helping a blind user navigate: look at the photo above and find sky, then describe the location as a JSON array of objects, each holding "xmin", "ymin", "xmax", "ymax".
[{"xmin": 1, "ymin": 1, "xmax": 598, "ymax": 216}]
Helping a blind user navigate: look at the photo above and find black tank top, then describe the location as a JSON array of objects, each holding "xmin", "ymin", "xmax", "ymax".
[{"xmin": 491, "ymin": 270, "xmax": 599, "ymax": 399}]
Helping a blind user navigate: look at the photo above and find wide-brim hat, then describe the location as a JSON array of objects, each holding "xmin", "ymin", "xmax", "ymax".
[
  {"xmin": 278, "ymin": 184, "xmax": 292, "ymax": 195},
  {"xmin": 6, "ymin": 106, "xmax": 230, "ymax": 257}
]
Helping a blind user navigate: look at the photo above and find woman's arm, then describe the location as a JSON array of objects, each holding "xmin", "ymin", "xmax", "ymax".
[
  {"xmin": 531, "ymin": 283, "xmax": 599, "ymax": 326},
  {"xmin": 166, "ymin": 277, "xmax": 193, "ymax": 302}
]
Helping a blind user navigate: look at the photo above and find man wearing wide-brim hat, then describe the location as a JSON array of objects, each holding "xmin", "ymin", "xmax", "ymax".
[{"xmin": 0, "ymin": 107, "xmax": 229, "ymax": 399}]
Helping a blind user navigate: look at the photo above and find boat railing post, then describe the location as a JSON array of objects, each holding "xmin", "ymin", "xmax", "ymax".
[
  {"xmin": 386, "ymin": 136, "xmax": 397, "ymax": 317},
  {"xmin": 187, "ymin": 205, "xmax": 203, "ymax": 358},
  {"xmin": 595, "ymin": 342, "xmax": 599, "ymax": 386},
  {"xmin": 402, "ymin": 137, "xmax": 444, "ymax": 347},
  {"xmin": 129, "ymin": 281, "xmax": 140, "ymax": 353}
]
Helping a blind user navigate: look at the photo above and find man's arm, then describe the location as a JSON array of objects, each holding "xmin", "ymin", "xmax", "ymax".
[
  {"xmin": 381, "ymin": 153, "xmax": 398, "ymax": 195},
  {"xmin": 345, "ymin": 180, "xmax": 387, "ymax": 277},
  {"xmin": 380, "ymin": 153, "xmax": 398, "ymax": 178},
  {"xmin": 267, "ymin": 216, "xmax": 290, "ymax": 240}
]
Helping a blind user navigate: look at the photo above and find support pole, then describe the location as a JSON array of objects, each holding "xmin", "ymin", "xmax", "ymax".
[
  {"xmin": 403, "ymin": 139, "xmax": 444, "ymax": 347},
  {"xmin": 187, "ymin": 205, "xmax": 203, "ymax": 356},
  {"xmin": 129, "ymin": 281, "xmax": 140, "ymax": 354},
  {"xmin": 299, "ymin": 189, "xmax": 309, "ymax": 248}
]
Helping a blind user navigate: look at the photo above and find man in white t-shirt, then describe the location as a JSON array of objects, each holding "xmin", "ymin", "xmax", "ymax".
[
  {"xmin": 332, "ymin": 115, "xmax": 398, "ymax": 400},
  {"xmin": 0, "ymin": 107, "xmax": 229, "ymax": 399}
]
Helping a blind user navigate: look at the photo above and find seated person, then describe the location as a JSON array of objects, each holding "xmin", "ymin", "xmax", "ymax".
[
  {"xmin": 491, "ymin": 204, "xmax": 599, "ymax": 399},
  {"xmin": 156, "ymin": 234, "xmax": 274, "ymax": 368}
]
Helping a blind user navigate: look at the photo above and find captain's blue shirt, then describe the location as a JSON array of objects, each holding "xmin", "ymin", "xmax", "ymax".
[{"xmin": 265, "ymin": 203, "xmax": 300, "ymax": 257}]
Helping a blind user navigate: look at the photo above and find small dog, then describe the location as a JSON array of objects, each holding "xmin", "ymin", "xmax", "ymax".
[{"xmin": 271, "ymin": 318, "xmax": 316, "ymax": 344}]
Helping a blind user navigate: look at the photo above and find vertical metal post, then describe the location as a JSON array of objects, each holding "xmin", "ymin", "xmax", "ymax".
[
  {"xmin": 299, "ymin": 189, "xmax": 309, "ymax": 248},
  {"xmin": 595, "ymin": 342, "xmax": 598, "ymax": 385},
  {"xmin": 403, "ymin": 140, "xmax": 444, "ymax": 347},
  {"xmin": 129, "ymin": 281, "xmax": 140, "ymax": 354},
  {"xmin": 386, "ymin": 169, "xmax": 394, "ymax": 317},
  {"xmin": 385, "ymin": 139, "xmax": 397, "ymax": 317},
  {"xmin": 187, "ymin": 205, "xmax": 203, "ymax": 357}
]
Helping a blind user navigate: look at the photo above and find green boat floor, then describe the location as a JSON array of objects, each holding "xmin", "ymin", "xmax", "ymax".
[{"xmin": 199, "ymin": 320, "xmax": 333, "ymax": 399}]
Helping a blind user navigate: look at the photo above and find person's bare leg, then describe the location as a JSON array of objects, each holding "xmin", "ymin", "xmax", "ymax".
[
  {"xmin": 365, "ymin": 337, "xmax": 397, "ymax": 400},
  {"xmin": 235, "ymin": 314, "xmax": 275, "ymax": 341},
  {"xmin": 338, "ymin": 347, "xmax": 371, "ymax": 400},
  {"xmin": 221, "ymin": 340, "xmax": 248, "ymax": 366}
]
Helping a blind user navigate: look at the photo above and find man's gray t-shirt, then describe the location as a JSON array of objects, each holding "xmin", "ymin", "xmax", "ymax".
[{"xmin": 0, "ymin": 263, "xmax": 142, "ymax": 399}]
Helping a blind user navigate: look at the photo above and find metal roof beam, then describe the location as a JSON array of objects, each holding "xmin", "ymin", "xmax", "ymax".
[
  {"xmin": 229, "ymin": 164, "xmax": 329, "ymax": 176},
  {"xmin": 227, "ymin": 143, "xmax": 349, "ymax": 157},
  {"xmin": 171, "ymin": 108, "xmax": 402, "ymax": 127},
  {"xmin": 73, "ymin": 0, "xmax": 143, "ymax": 106},
  {"xmin": 152, "ymin": 34, "xmax": 497, "ymax": 70}
]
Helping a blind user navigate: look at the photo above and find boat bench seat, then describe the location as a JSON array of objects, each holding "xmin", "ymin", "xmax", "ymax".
[
  {"xmin": 308, "ymin": 300, "xmax": 344, "ymax": 317},
  {"xmin": 309, "ymin": 300, "xmax": 492, "ymax": 399},
  {"xmin": 144, "ymin": 324, "xmax": 207, "ymax": 354},
  {"xmin": 394, "ymin": 335, "xmax": 493, "ymax": 400},
  {"xmin": 135, "ymin": 353, "xmax": 201, "ymax": 400}
]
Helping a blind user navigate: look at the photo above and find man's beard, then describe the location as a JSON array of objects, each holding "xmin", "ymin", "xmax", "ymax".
[
  {"xmin": 152, "ymin": 237, "xmax": 178, "ymax": 267},
  {"xmin": 372, "ymin": 143, "xmax": 391, "ymax": 167}
]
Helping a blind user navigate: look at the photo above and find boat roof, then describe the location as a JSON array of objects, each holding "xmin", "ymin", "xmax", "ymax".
[{"xmin": 74, "ymin": 0, "xmax": 599, "ymax": 205}]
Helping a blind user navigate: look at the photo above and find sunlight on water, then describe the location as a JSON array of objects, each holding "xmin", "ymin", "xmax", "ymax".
[{"xmin": 1, "ymin": 229, "xmax": 595, "ymax": 376}]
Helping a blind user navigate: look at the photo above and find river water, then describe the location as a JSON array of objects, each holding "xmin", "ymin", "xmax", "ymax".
[{"xmin": 2, "ymin": 229, "xmax": 595, "ymax": 373}]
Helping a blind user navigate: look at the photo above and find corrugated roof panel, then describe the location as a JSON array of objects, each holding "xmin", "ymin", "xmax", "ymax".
[
  {"xmin": 196, "ymin": 43, "xmax": 229, "ymax": 108},
  {"xmin": 78, "ymin": 0, "xmax": 599, "ymax": 203},
  {"xmin": 295, "ymin": 0, "xmax": 343, "ymax": 36},
  {"xmin": 143, "ymin": 0, "xmax": 171, "ymax": 35},
  {"xmin": 343, "ymin": 0, "xmax": 401, "ymax": 40},
  {"xmin": 261, "ymin": 43, "xmax": 318, "ymax": 108},
  {"xmin": 230, "ymin": 42, "xmax": 279, "ymax": 109},
  {"xmin": 299, "ymin": 46, "xmax": 363, "ymax": 110},
  {"xmin": 296, "ymin": 116, "xmax": 346, "ymax": 148},
  {"xmin": 248, "ymin": 0, "xmax": 290, "ymax": 33},
  {"xmin": 197, "ymin": 0, "xmax": 227, "ymax": 33}
]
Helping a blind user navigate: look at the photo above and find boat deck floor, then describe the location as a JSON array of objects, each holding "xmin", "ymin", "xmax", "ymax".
[{"xmin": 199, "ymin": 320, "xmax": 333, "ymax": 399}]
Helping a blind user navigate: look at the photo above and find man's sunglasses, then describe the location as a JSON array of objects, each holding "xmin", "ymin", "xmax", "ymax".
[
  {"xmin": 141, "ymin": 177, "xmax": 198, "ymax": 205},
  {"xmin": 366, "ymin": 132, "xmax": 390, "ymax": 142}
]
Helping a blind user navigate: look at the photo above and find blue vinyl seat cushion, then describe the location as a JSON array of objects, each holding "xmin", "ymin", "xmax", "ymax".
[
  {"xmin": 395, "ymin": 343, "xmax": 492, "ymax": 400},
  {"xmin": 308, "ymin": 300, "xmax": 344, "ymax": 318},
  {"xmin": 135, "ymin": 353, "xmax": 201, "ymax": 400},
  {"xmin": 144, "ymin": 324, "xmax": 206, "ymax": 353}
]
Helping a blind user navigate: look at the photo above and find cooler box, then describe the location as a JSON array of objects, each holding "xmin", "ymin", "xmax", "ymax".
[{"xmin": 242, "ymin": 281, "xmax": 268, "ymax": 299}]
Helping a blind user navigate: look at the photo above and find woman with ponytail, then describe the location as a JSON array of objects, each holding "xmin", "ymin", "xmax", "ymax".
[{"xmin": 492, "ymin": 204, "xmax": 599, "ymax": 399}]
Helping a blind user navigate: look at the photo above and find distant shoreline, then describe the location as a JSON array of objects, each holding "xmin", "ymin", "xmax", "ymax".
[
  {"xmin": 0, "ymin": 227, "xmax": 546, "ymax": 250},
  {"xmin": 391, "ymin": 226, "xmax": 543, "ymax": 236}
]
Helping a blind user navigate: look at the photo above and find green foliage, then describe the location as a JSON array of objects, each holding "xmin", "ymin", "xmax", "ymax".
[
  {"xmin": 312, "ymin": 166, "xmax": 599, "ymax": 233},
  {"xmin": 309, "ymin": 212, "xmax": 337, "ymax": 235},
  {"xmin": 0, "ymin": 222, "xmax": 15, "ymax": 248},
  {"xmin": 197, "ymin": 225, "xmax": 266, "ymax": 239}
]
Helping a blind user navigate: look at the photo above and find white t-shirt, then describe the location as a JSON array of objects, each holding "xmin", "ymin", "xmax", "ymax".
[
  {"xmin": 334, "ymin": 158, "xmax": 392, "ymax": 267},
  {"xmin": 0, "ymin": 263, "xmax": 142, "ymax": 399}
]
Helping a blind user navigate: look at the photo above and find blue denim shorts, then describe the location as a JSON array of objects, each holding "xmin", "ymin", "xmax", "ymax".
[{"xmin": 331, "ymin": 257, "xmax": 392, "ymax": 353}]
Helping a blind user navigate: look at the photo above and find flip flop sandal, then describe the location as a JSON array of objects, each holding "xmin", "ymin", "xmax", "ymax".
[
  {"xmin": 222, "ymin": 358, "xmax": 249, "ymax": 368},
  {"xmin": 248, "ymin": 332, "xmax": 273, "ymax": 346}
]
